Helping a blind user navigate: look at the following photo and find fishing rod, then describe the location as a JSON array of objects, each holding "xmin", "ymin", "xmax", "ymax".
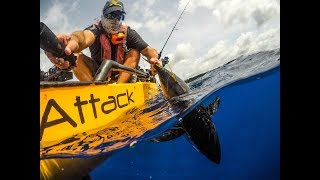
[
  {"xmin": 142, "ymin": 0, "xmax": 191, "ymax": 67},
  {"xmin": 158, "ymin": 0, "xmax": 191, "ymax": 60}
]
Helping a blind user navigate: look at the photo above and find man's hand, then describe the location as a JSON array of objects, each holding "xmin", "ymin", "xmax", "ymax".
[
  {"xmin": 149, "ymin": 57, "xmax": 163, "ymax": 75},
  {"xmin": 44, "ymin": 33, "xmax": 79, "ymax": 69},
  {"xmin": 45, "ymin": 53, "xmax": 70, "ymax": 70}
]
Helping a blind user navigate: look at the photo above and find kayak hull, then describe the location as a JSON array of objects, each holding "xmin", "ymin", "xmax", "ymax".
[{"xmin": 40, "ymin": 81, "xmax": 159, "ymax": 145}]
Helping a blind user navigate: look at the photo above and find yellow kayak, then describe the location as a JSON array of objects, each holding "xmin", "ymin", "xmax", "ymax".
[{"xmin": 40, "ymin": 81, "xmax": 159, "ymax": 146}]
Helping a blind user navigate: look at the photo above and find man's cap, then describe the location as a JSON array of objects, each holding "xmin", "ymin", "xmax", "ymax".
[{"xmin": 103, "ymin": 0, "xmax": 126, "ymax": 16}]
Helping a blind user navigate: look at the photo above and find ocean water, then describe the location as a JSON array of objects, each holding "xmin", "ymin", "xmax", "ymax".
[{"xmin": 89, "ymin": 49, "xmax": 280, "ymax": 179}]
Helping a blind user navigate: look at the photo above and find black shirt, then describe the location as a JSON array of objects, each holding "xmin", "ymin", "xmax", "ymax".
[{"xmin": 85, "ymin": 23, "xmax": 149, "ymax": 65}]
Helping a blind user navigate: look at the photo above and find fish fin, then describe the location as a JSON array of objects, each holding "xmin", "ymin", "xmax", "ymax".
[
  {"xmin": 206, "ymin": 96, "xmax": 220, "ymax": 116},
  {"xmin": 182, "ymin": 105, "xmax": 221, "ymax": 164},
  {"xmin": 150, "ymin": 124, "xmax": 186, "ymax": 142}
]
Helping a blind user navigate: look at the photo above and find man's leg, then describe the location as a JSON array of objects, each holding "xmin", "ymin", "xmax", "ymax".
[
  {"xmin": 72, "ymin": 53, "xmax": 98, "ymax": 81},
  {"xmin": 117, "ymin": 49, "xmax": 140, "ymax": 83}
]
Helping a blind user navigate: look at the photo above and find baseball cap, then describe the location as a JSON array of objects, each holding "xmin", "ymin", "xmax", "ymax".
[{"xmin": 103, "ymin": 0, "xmax": 126, "ymax": 16}]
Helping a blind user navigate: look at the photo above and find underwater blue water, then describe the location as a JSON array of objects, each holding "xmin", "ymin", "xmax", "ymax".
[{"xmin": 89, "ymin": 66, "xmax": 280, "ymax": 179}]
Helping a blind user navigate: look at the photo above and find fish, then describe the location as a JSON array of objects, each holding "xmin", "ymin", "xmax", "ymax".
[
  {"xmin": 150, "ymin": 96, "xmax": 220, "ymax": 142},
  {"xmin": 151, "ymin": 65, "xmax": 221, "ymax": 164}
]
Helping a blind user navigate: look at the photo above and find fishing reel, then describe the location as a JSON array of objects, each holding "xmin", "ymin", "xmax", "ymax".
[
  {"xmin": 161, "ymin": 56, "xmax": 169, "ymax": 67},
  {"xmin": 40, "ymin": 66, "xmax": 73, "ymax": 82}
]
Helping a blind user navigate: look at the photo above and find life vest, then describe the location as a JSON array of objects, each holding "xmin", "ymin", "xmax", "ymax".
[{"xmin": 98, "ymin": 22, "xmax": 128, "ymax": 79}]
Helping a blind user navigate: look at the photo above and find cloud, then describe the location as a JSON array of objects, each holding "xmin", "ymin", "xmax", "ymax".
[
  {"xmin": 124, "ymin": 20, "xmax": 144, "ymax": 31},
  {"xmin": 168, "ymin": 43, "xmax": 195, "ymax": 67},
  {"xmin": 130, "ymin": 0, "xmax": 159, "ymax": 20},
  {"xmin": 178, "ymin": 0, "xmax": 215, "ymax": 13},
  {"xmin": 179, "ymin": 0, "xmax": 280, "ymax": 27},
  {"xmin": 127, "ymin": 0, "xmax": 174, "ymax": 35},
  {"xmin": 145, "ymin": 17, "xmax": 172, "ymax": 35},
  {"xmin": 169, "ymin": 26, "xmax": 280, "ymax": 80},
  {"xmin": 40, "ymin": 0, "xmax": 81, "ymax": 34}
]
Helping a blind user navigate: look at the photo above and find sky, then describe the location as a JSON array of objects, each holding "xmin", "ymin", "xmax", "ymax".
[{"xmin": 40, "ymin": 0, "xmax": 280, "ymax": 80}]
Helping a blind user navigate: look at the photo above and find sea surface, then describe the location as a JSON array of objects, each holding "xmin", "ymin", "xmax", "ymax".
[
  {"xmin": 41, "ymin": 48, "xmax": 280, "ymax": 179},
  {"xmin": 90, "ymin": 48, "xmax": 280, "ymax": 179}
]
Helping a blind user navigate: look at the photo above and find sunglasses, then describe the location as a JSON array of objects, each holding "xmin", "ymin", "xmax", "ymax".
[{"xmin": 104, "ymin": 13, "xmax": 125, "ymax": 21}]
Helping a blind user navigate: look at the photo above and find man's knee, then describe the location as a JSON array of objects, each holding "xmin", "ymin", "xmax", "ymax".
[
  {"xmin": 75, "ymin": 53, "xmax": 98, "ymax": 72},
  {"xmin": 72, "ymin": 53, "xmax": 98, "ymax": 81}
]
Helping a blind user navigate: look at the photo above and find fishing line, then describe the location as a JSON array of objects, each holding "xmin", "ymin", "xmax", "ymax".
[
  {"xmin": 143, "ymin": 0, "xmax": 191, "ymax": 84},
  {"xmin": 158, "ymin": 0, "xmax": 191, "ymax": 59}
]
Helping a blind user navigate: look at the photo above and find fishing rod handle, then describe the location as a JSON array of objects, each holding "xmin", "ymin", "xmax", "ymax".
[{"xmin": 40, "ymin": 22, "xmax": 77, "ymax": 68}]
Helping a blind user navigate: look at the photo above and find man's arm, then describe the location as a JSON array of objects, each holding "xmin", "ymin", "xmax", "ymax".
[
  {"xmin": 140, "ymin": 46, "xmax": 163, "ymax": 65},
  {"xmin": 126, "ymin": 28, "xmax": 162, "ymax": 66},
  {"xmin": 67, "ymin": 30, "xmax": 96, "ymax": 54},
  {"xmin": 140, "ymin": 46, "xmax": 158, "ymax": 60},
  {"xmin": 140, "ymin": 46, "xmax": 163, "ymax": 75}
]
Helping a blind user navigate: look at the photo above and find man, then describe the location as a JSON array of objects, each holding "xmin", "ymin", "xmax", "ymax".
[{"xmin": 45, "ymin": 0, "xmax": 162, "ymax": 82}]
